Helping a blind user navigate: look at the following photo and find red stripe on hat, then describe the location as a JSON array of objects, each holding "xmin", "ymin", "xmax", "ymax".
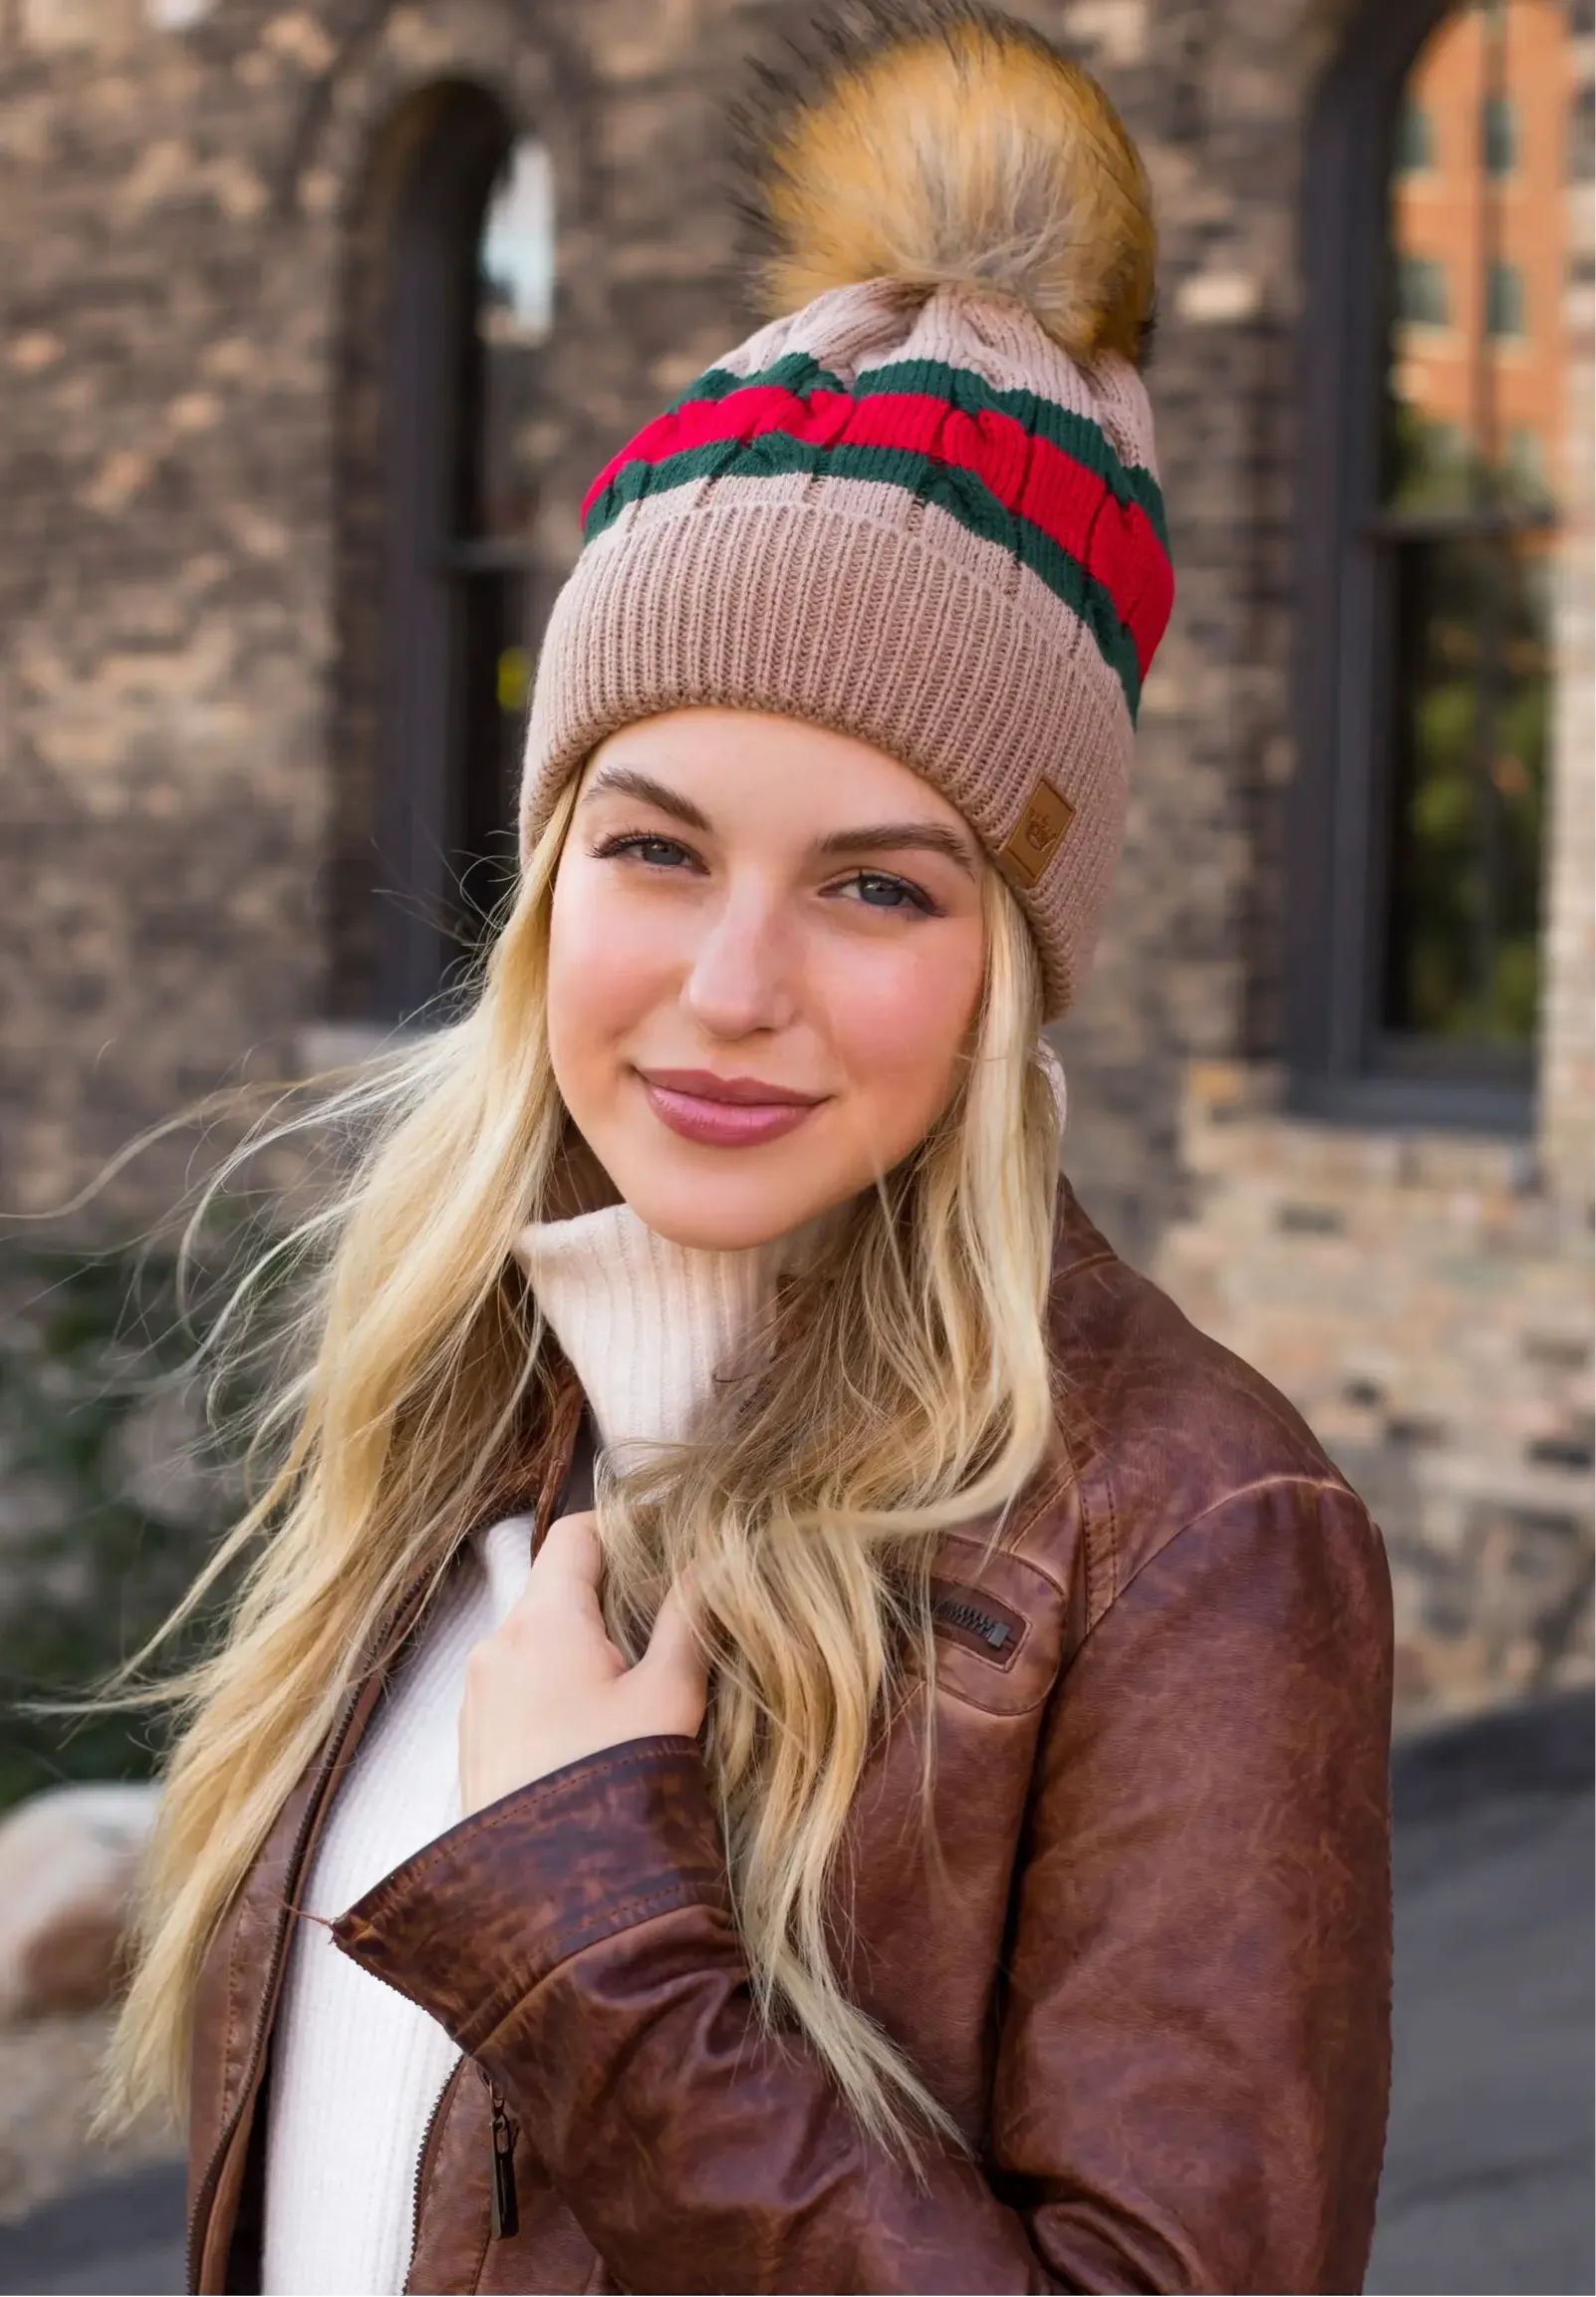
[
  {"xmin": 844, "ymin": 392, "xmax": 1172, "ymax": 675},
  {"xmin": 580, "ymin": 383, "xmax": 1173, "ymax": 676},
  {"xmin": 578, "ymin": 386, "xmax": 846, "ymax": 522}
]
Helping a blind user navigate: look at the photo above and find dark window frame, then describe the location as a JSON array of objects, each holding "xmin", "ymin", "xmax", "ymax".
[
  {"xmin": 1484, "ymin": 255, "xmax": 1527, "ymax": 337},
  {"xmin": 1287, "ymin": 0, "xmax": 1547, "ymax": 1135},
  {"xmin": 1395, "ymin": 249, "xmax": 1453, "ymax": 327},
  {"xmin": 1482, "ymin": 89, "xmax": 1518, "ymax": 174},
  {"xmin": 1395, "ymin": 95, "xmax": 1439, "ymax": 172}
]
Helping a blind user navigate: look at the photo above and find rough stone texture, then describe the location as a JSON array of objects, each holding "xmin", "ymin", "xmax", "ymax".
[
  {"xmin": 0, "ymin": 1782, "xmax": 160, "ymax": 2021},
  {"xmin": 0, "ymin": 2005, "xmax": 181, "ymax": 2226},
  {"xmin": 1158, "ymin": 1062, "xmax": 1594, "ymax": 1723},
  {"xmin": 0, "ymin": 0, "xmax": 1590, "ymax": 1716}
]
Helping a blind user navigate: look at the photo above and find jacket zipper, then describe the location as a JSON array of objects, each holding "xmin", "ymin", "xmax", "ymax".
[
  {"xmin": 181, "ymin": 1552, "xmax": 467, "ymax": 2290},
  {"xmin": 343, "ymin": 2005, "xmax": 514, "ymax": 2284},
  {"xmin": 480, "ymin": 2062, "xmax": 519, "ymax": 2239},
  {"xmin": 322, "ymin": 1946, "xmax": 482, "ymax": 2289},
  {"xmin": 183, "ymin": 1669, "xmax": 370, "ymax": 2292},
  {"xmin": 183, "ymin": 1629, "xmax": 485, "ymax": 2290},
  {"xmin": 931, "ymin": 1590, "xmax": 1014, "ymax": 1651},
  {"xmin": 402, "ymin": 2058, "xmax": 465, "ymax": 2288},
  {"xmin": 184, "ymin": 1413, "xmax": 581, "ymax": 2292}
]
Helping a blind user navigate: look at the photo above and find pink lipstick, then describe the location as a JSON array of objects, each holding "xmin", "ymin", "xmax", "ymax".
[{"xmin": 637, "ymin": 1067, "xmax": 824, "ymax": 1149}]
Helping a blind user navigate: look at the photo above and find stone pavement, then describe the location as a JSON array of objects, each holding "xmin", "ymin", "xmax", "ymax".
[
  {"xmin": 0, "ymin": 1692, "xmax": 1589, "ymax": 2297},
  {"xmin": 0, "ymin": 2160, "xmax": 185, "ymax": 2295},
  {"xmin": 1367, "ymin": 1690, "xmax": 1594, "ymax": 2297}
]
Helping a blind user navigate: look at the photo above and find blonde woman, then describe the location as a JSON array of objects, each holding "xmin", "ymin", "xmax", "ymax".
[{"xmin": 108, "ymin": 14, "xmax": 1393, "ymax": 2293}]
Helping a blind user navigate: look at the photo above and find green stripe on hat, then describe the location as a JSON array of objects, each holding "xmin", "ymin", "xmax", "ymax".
[{"xmin": 668, "ymin": 352, "xmax": 849, "ymax": 409}]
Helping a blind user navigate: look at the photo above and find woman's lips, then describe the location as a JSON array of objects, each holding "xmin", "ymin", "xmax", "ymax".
[{"xmin": 637, "ymin": 1069, "xmax": 823, "ymax": 1149}]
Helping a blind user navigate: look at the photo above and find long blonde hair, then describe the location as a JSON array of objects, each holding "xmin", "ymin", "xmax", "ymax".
[{"xmin": 105, "ymin": 777, "xmax": 1062, "ymax": 2154}]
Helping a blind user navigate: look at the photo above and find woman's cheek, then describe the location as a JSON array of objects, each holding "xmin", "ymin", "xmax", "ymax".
[
  {"xmin": 818, "ymin": 930, "xmax": 981, "ymax": 1102},
  {"xmin": 549, "ymin": 872, "xmax": 675, "ymax": 1063}
]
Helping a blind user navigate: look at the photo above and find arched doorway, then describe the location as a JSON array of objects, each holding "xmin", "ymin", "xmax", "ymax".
[{"xmin": 330, "ymin": 83, "xmax": 554, "ymax": 1028}]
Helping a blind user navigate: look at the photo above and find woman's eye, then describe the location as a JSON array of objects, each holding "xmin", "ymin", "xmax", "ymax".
[
  {"xmin": 595, "ymin": 832, "xmax": 696, "ymax": 871},
  {"xmin": 837, "ymin": 870, "xmax": 937, "ymax": 915}
]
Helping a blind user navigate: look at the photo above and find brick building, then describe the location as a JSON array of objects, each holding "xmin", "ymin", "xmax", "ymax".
[
  {"xmin": 1392, "ymin": 0, "xmax": 1571, "ymax": 496},
  {"xmin": 1, "ymin": 0, "xmax": 1591, "ymax": 1720}
]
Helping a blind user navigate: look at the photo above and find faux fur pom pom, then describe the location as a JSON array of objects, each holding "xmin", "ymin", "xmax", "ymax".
[{"xmin": 747, "ymin": 4, "xmax": 1157, "ymax": 366}]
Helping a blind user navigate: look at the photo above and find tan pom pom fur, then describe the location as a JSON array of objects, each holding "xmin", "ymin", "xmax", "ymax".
[{"xmin": 755, "ymin": 8, "xmax": 1156, "ymax": 365}]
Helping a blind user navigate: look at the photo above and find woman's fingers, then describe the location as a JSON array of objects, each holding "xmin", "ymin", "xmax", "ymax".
[
  {"xmin": 520, "ymin": 1510, "xmax": 608, "ymax": 1625},
  {"xmin": 634, "ymin": 1576, "xmax": 710, "ymax": 1722},
  {"xmin": 535, "ymin": 1508, "xmax": 604, "ymax": 1583},
  {"xmin": 460, "ymin": 1504, "xmax": 710, "ymax": 1812}
]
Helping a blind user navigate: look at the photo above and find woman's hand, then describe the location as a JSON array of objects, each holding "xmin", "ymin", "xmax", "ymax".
[{"xmin": 458, "ymin": 1511, "xmax": 709, "ymax": 1818}]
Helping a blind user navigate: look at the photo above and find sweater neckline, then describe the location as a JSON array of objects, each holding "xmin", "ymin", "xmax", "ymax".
[{"xmin": 511, "ymin": 1197, "xmax": 838, "ymax": 1455}]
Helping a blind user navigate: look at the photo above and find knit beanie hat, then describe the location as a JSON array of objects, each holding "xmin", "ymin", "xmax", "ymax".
[{"xmin": 519, "ymin": 8, "xmax": 1173, "ymax": 1019}]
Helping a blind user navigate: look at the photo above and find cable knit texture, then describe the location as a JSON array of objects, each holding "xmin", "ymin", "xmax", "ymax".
[{"xmin": 260, "ymin": 1199, "xmax": 818, "ymax": 2294}]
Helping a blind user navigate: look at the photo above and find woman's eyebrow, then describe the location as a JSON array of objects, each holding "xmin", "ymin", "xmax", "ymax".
[
  {"xmin": 581, "ymin": 763, "xmax": 712, "ymax": 831},
  {"xmin": 812, "ymin": 821, "xmax": 978, "ymax": 877},
  {"xmin": 582, "ymin": 766, "xmax": 976, "ymax": 878}
]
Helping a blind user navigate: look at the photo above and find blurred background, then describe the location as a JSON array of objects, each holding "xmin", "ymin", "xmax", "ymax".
[{"xmin": 0, "ymin": 0, "xmax": 1590, "ymax": 2288}]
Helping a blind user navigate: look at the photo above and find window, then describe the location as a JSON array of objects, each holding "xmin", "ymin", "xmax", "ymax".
[
  {"xmin": 358, "ymin": 90, "xmax": 554, "ymax": 1027},
  {"xmin": 1484, "ymin": 257, "xmax": 1526, "ymax": 337},
  {"xmin": 1395, "ymin": 98, "xmax": 1438, "ymax": 169},
  {"xmin": 444, "ymin": 135, "xmax": 555, "ymax": 971},
  {"xmin": 1290, "ymin": 0, "xmax": 1563, "ymax": 1128},
  {"xmin": 1481, "ymin": 90, "xmax": 1518, "ymax": 171},
  {"xmin": 1396, "ymin": 251, "xmax": 1452, "ymax": 327}
]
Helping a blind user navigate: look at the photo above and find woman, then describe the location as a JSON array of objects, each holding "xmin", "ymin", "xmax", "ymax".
[{"xmin": 109, "ymin": 12, "xmax": 1394, "ymax": 2293}]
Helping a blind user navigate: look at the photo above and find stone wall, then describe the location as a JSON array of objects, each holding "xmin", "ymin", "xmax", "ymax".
[
  {"xmin": 1157, "ymin": 1062, "xmax": 1593, "ymax": 1724},
  {"xmin": 0, "ymin": 0, "xmax": 592, "ymax": 1225}
]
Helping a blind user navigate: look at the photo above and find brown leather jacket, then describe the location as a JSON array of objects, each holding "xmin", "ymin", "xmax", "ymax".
[{"xmin": 185, "ymin": 1181, "xmax": 1393, "ymax": 2295}]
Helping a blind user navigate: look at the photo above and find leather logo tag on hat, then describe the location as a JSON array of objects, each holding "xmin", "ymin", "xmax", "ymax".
[{"xmin": 997, "ymin": 779, "xmax": 1075, "ymax": 890}]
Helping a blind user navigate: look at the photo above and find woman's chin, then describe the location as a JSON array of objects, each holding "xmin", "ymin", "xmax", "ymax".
[{"xmin": 612, "ymin": 1154, "xmax": 856, "ymax": 1255}]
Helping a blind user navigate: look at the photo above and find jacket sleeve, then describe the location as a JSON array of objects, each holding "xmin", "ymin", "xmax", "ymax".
[{"xmin": 332, "ymin": 1476, "xmax": 1393, "ymax": 2295}]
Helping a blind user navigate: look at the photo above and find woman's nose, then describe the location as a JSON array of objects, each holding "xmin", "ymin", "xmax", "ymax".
[{"xmin": 679, "ymin": 890, "xmax": 798, "ymax": 1038}]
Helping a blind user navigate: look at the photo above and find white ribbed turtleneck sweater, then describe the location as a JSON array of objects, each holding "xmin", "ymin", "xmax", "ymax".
[{"xmin": 261, "ymin": 1200, "xmax": 814, "ymax": 2297}]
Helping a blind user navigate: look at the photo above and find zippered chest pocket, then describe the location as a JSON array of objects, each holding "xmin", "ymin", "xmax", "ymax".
[
  {"xmin": 922, "ymin": 1536, "xmax": 1068, "ymax": 1716},
  {"xmin": 929, "ymin": 1579, "xmax": 1027, "ymax": 1668}
]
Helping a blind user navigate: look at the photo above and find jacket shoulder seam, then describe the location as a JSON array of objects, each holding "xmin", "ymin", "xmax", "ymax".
[
  {"xmin": 1081, "ymin": 1470, "xmax": 1365, "ymax": 1646},
  {"xmin": 992, "ymin": 1455, "xmax": 1074, "ymax": 1588},
  {"xmin": 1048, "ymin": 1245, "xmax": 1118, "ymax": 1293}
]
